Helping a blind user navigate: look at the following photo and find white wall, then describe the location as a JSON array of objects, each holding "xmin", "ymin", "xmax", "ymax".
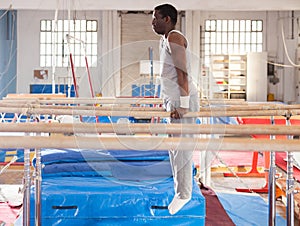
[
  {"xmin": 266, "ymin": 11, "xmax": 300, "ymax": 103},
  {"xmin": 185, "ymin": 10, "xmax": 300, "ymax": 103},
  {"xmin": 17, "ymin": 10, "xmax": 121, "ymax": 97},
  {"xmin": 16, "ymin": 9, "xmax": 300, "ymax": 101}
]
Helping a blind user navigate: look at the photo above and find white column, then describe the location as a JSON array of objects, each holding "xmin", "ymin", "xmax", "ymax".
[
  {"xmin": 247, "ymin": 52, "xmax": 268, "ymax": 102},
  {"xmin": 100, "ymin": 11, "xmax": 121, "ymax": 97}
]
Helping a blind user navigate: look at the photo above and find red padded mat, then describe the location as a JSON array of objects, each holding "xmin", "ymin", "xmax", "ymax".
[
  {"xmin": 0, "ymin": 202, "xmax": 21, "ymax": 225},
  {"xmin": 199, "ymin": 183, "xmax": 235, "ymax": 226},
  {"xmin": 275, "ymin": 152, "xmax": 300, "ymax": 182}
]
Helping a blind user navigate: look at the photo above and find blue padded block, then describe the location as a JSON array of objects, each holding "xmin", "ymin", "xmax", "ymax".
[
  {"xmin": 29, "ymin": 148, "xmax": 205, "ymax": 225},
  {"xmin": 30, "ymin": 177, "xmax": 205, "ymax": 226},
  {"xmin": 33, "ymin": 149, "xmax": 170, "ymax": 165}
]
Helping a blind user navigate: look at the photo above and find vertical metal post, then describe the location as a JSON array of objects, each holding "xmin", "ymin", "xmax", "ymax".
[
  {"xmin": 23, "ymin": 148, "xmax": 31, "ymax": 226},
  {"xmin": 268, "ymin": 115, "xmax": 276, "ymax": 226},
  {"xmin": 286, "ymin": 113, "xmax": 294, "ymax": 226},
  {"xmin": 35, "ymin": 147, "xmax": 42, "ymax": 226},
  {"xmin": 149, "ymin": 47, "xmax": 154, "ymax": 85},
  {"xmin": 23, "ymin": 114, "xmax": 31, "ymax": 226}
]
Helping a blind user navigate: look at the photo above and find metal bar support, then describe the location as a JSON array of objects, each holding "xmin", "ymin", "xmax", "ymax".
[
  {"xmin": 34, "ymin": 146, "xmax": 42, "ymax": 226},
  {"xmin": 268, "ymin": 115, "xmax": 276, "ymax": 226},
  {"xmin": 286, "ymin": 113, "xmax": 294, "ymax": 226}
]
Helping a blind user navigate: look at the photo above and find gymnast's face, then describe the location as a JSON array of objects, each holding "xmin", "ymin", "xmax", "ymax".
[{"xmin": 152, "ymin": 10, "xmax": 167, "ymax": 35}]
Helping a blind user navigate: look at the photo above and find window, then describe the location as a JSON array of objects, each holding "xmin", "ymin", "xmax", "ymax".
[
  {"xmin": 40, "ymin": 19, "xmax": 98, "ymax": 68},
  {"xmin": 202, "ymin": 19, "xmax": 263, "ymax": 65}
]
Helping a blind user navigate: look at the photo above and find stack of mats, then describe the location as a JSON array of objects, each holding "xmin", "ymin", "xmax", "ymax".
[{"xmin": 29, "ymin": 148, "xmax": 205, "ymax": 225}]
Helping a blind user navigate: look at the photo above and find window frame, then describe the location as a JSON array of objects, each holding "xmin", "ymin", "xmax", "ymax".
[
  {"xmin": 39, "ymin": 19, "xmax": 98, "ymax": 68},
  {"xmin": 202, "ymin": 19, "xmax": 263, "ymax": 66}
]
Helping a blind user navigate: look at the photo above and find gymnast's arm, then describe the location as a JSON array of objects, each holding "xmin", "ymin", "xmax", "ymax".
[{"xmin": 168, "ymin": 32, "xmax": 189, "ymax": 119}]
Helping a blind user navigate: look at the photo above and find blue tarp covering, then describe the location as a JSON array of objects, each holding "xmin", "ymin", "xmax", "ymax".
[
  {"xmin": 217, "ymin": 192, "xmax": 286, "ymax": 226},
  {"xmin": 35, "ymin": 149, "xmax": 170, "ymax": 165},
  {"xmin": 40, "ymin": 160, "xmax": 173, "ymax": 179},
  {"xmin": 30, "ymin": 177, "xmax": 205, "ymax": 225},
  {"xmin": 33, "ymin": 149, "xmax": 173, "ymax": 180},
  {"xmin": 29, "ymin": 148, "xmax": 206, "ymax": 225}
]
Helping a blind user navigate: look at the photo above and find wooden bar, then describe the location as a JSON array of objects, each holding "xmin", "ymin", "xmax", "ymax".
[
  {"xmin": 1, "ymin": 99, "xmax": 300, "ymax": 114},
  {"xmin": 3, "ymin": 96, "xmax": 300, "ymax": 112},
  {"xmin": 2, "ymin": 97, "xmax": 163, "ymax": 105},
  {"xmin": 200, "ymin": 99, "xmax": 247, "ymax": 105},
  {"xmin": 0, "ymin": 136, "xmax": 299, "ymax": 151},
  {"xmin": 0, "ymin": 103, "xmax": 165, "ymax": 112},
  {"xmin": 0, "ymin": 101, "xmax": 299, "ymax": 111},
  {"xmin": 0, "ymin": 106, "xmax": 299, "ymax": 118},
  {"xmin": 4, "ymin": 95, "xmax": 241, "ymax": 105},
  {"xmin": 203, "ymin": 104, "xmax": 300, "ymax": 111},
  {"xmin": 5, "ymin": 93, "xmax": 66, "ymax": 99},
  {"xmin": 2, "ymin": 123, "xmax": 300, "ymax": 135}
]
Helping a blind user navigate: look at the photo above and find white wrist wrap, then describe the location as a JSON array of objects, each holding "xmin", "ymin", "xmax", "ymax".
[{"xmin": 180, "ymin": 96, "xmax": 190, "ymax": 108}]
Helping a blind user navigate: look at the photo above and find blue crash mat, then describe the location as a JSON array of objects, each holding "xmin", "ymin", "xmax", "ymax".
[
  {"xmin": 29, "ymin": 176, "xmax": 205, "ymax": 225},
  {"xmin": 41, "ymin": 160, "xmax": 173, "ymax": 180},
  {"xmin": 33, "ymin": 149, "xmax": 173, "ymax": 180},
  {"xmin": 33, "ymin": 148, "xmax": 170, "ymax": 165},
  {"xmin": 28, "ymin": 148, "xmax": 205, "ymax": 225},
  {"xmin": 217, "ymin": 192, "xmax": 286, "ymax": 226}
]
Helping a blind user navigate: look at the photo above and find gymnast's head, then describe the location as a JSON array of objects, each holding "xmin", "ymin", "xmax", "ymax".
[{"xmin": 152, "ymin": 3, "xmax": 178, "ymax": 35}]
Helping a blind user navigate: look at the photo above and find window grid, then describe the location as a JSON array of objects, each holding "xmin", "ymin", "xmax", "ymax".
[
  {"xmin": 40, "ymin": 19, "xmax": 98, "ymax": 68},
  {"xmin": 203, "ymin": 19, "xmax": 263, "ymax": 66}
]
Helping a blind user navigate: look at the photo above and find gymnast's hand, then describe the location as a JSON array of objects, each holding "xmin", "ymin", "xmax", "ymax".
[{"xmin": 170, "ymin": 107, "xmax": 188, "ymax": 119}]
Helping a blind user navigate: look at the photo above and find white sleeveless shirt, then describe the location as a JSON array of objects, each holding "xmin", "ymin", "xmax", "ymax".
[{"xmin": 159, "ymin": 30, "xmax": 198, "ymax": 106}]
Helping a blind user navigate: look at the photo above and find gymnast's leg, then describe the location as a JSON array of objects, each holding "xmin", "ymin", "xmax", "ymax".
[{"xmin": 168, "ymin": 117, "xmax": 194, "ymax": 215}]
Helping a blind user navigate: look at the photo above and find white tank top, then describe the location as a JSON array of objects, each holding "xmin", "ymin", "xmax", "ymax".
[{"xmin": 159, "ymin": 30, "xmax": 197, "ymax": 103}]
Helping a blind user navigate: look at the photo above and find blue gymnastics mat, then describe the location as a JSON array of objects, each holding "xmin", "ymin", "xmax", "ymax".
[
  {"xmin": 217, "ymin": 192, "xmax": 286, "ymax": 226},
  {"xmin": 26, "ymin": 148, "xmax": 206, "ymax": 225},
  {"xmin": 29, "ymin": 176, "xmax": 205, "ymax": 225}
]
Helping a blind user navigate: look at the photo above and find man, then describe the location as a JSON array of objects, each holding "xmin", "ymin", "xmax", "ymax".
[{"xmin": 152, "ymin": 4, "xmax": 200, "ymax": 215}]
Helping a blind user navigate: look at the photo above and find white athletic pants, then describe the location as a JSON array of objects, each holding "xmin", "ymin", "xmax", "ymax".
[{"xmin": 165, "ymin": 96, "xmax": 199, "ymax": 199}]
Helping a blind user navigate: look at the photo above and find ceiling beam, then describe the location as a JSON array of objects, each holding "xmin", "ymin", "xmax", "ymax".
[{"xmin": 0, "ymin": 0, "xmax": 300, "ymax": 11}]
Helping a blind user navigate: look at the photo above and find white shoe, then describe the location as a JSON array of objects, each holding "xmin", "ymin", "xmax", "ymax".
[{"xmin": 168, "ymin": 196, "xmax": 191, "ymax": 215}]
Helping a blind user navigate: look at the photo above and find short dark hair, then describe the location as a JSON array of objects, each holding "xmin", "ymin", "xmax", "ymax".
[{"xmin": 154, "ymin": 4, "xmax": 178, "ymax": 25}]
